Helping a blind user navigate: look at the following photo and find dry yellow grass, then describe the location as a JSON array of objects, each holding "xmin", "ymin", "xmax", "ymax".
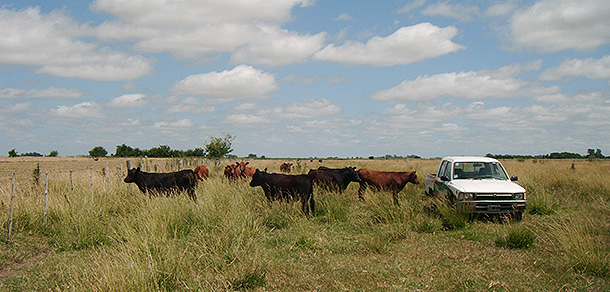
[{"xmin": 0, "ymin": 157, "xmax": 608, "ymax": 291}]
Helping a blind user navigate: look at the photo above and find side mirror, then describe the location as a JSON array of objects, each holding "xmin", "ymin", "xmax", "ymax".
[
  {"xmin": 440, "ymin": 175, "xmax": 450, "ymax": 182},
  {"xmin": 510, "ymin": 176, "xmax": 518, "ymax": 181}
]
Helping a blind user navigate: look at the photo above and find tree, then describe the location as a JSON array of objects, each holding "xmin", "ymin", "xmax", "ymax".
[
  {"xmin": 48, "ymin": 150, "xmax": 59, "ymax": 157},
  {"xmin": 204, "ymin": 134, "xmax": 235, "ymax": 159},
  {"xmin": 8, "ymin": 149, "xmax": 18, "ymax": 157},
  {"xmin": 89, "ymin": 146, "xmax": 108, "ymax": 157},
  {"xmin": 146, "ymin": 145, "xmax": 172, "ymax": 157}
]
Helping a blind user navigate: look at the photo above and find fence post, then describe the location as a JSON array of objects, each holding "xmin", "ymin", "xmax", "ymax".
[
  {"xmin": 89, "ymin": 167, "xmax": 93, "ymax": 201},
  {"xmin": 64, "ymin": 170, "xmax": 73, "ymax": 208},
  {"xmin": 43, "ymin": 172, "xmax": 48, "ymax": 224},
  {"xmin": 105, "ymin": 163, "xmax": 109, "ymax": 193},
  {"xmin": 7, "ymin": 173, "xmax": 16, "ymax": 243},
  {"xmin": 126, "ymin": 160, "xmax": 132, "ymax": 170},
  {"xmin": 178, "ymin": 160, "xmax": 183, "ymax": 171}
]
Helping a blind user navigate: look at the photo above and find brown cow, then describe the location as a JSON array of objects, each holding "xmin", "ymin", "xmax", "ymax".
[
  {"xmin": 194, "ymin": 164, "xmax": 209, "ymax": 181},
  {"xmin": 224, "ymin": 164, "xmax": 241, "ymax": 181},
  {"xmin": 236, "ymin": 161, "xmax": 256, "ymax": 178},
  {"xmin": 357, "ymin": 169, "xmax": 419, "ymax": 205},
  {"xmin": 280, "ymin": 162, "xmax": 293, "ymax": 173}
]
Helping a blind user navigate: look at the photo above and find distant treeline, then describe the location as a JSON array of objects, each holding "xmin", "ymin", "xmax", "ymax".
[
  {"xmin": 486, "ymin": 149, "xmax": 605, "ymax": 160},
  {"xmin": 111, "ymin": 144, "xmax": 238, "ymax": 158}
]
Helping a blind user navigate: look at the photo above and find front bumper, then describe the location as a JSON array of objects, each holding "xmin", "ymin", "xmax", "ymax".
[{"xmin": 458, "ymin": 200, "xmax": 527, "ymax": 214}]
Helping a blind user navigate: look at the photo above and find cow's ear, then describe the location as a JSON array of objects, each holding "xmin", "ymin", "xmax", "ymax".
[
  {"xmin": 136, "ymin": 167, "xmax": 141, "ymax": 171},
  {"xmin": 263, "ymin": 167, "xmax": 267, "ymax": 172},
  {"xmin": 245, "ymin": 162, "xmax": 250, "ymax": 166}
]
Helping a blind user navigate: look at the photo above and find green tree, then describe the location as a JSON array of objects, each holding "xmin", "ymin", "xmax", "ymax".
[
  {"xmin": 8, "ymin": 149, "xmax": 18, "ymax": 157},
  {"xmin": 89, "ymin": 146, "xmax": 108, "ymax": 157},
  {"xmin": 48, "ymin": 150, "xmax": 59, "ymax": 157},
  {"xmin": 204, "ymin": 134, "xmax": 235, "ymax": 159},
  {"xmin": 146, "ymin": 145, "xmax": 173, "ymax": 157}
]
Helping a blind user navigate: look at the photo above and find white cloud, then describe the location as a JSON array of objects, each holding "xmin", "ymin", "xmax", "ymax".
[
  {"xmin": 334, "ymin": 13, "xmax": 353, "ymax": 21},
  {"xmin": 52, "ymin": 102, "xmax": 103, "ymax": 118},
  {"xmin": 396, "ymin": 0, "xmax": 427, "ymax": 14},
  {"xmin": 153, "ymin": 119, "xmax": 195, "ymax": 129},
  {"xmin": 92, "ymin": 0, "xmax": 317, "ymax": 64},
  {"xmin": 230, "ymin": 26, "xmax": 326, "ymax": 67},
  {"xmin": 485, "ymin": 2, "xmax": 517, "ymax": 17},
  {"xmin": 0, "ymin": 87, "xmax": 85, "ymax": 99},
  {"xmin": 107, "ymin": 93, "xmax": 146, "ymax": 108},
  {"xmin": 510, "ymin": 0, "xmax": 610, "ymax": 52},
  {"xmin": 171, "ymin": 65, "xmax": 278, "ymax": 101},
  {"xmin": 540, "ymin": 55, "xmax": 610, "ymax": 81},
  {"xmin": 371, "ymin": 65, "xmax": 527, "ymax": 101},
  {"xmin": 282, "ymin": 98, "xmax": 342, "ymax": 119},
  {"xmin": 223, "ymin": 113, "xmax": 273, "ymax": 126},
  {"xmin": 0, "ymin": 102, "xmax": 31, "ymax": 113},
  {"xmin": 0, "ymin": 7, "xmax": 152, "ymax": 81},
  {"xmin": 313, "ymin": 23, "xmax": 464, "ymax": 66},
  {"xmin": 422, "ymin": 2, "xmax": 480, "ymax": 21}
]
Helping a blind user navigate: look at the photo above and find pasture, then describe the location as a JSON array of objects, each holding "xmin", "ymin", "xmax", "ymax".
[{"xmin": 0, "ymin": 157, "xmax": 608, "ymax": 291}]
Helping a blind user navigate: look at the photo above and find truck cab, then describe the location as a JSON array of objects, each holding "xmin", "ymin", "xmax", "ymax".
[{"xmin": 425, "ymin": 156, "xmax": 527, "ymax": 219}]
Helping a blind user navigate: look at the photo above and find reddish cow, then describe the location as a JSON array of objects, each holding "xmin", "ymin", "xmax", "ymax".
[
  {"xmin": 357, "ymin": 169, "xmax": 420, "ymax": 205},
  {"xmin": 236, "ymin": 161, "xmax": 256, "ymax": 178},
  {"xmin": 280, "ymin": 162, "xmax": 293, "ymax": 173},
  {"xmin": 224, "ymin": 164, "xmax": 241, "ymax": 181},
  {"xmin": 194, "ymin": 164, "xmax": 209, "ymax": 181}
]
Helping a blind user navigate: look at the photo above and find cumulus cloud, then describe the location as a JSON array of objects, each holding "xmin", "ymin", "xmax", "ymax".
[
  {"xmin": 510, "ymin": 0, "xmax": 610, "ymax": 52},
  {"xmin": 171, "ymin": 65, "xmax": 278, "ymax": 101},
  {"xmin": 91, "ymin": 0, "xmax": 318, "ymax": 65},
  {"xmin": 107, "ymin": 93, "xmax": 146, "ymax": 108},
  {"xmin": 0, "ymin": 7, "xmax": 152, "ymax": 81},
  {"xmin": 0, "ymin": 87, "xmax": 85, "ymax": 99},
  {"xmin": 52, "ymin": 102, "xmax": 103, "ymax": 118},
  {"xmin": 540, "ymin": 55, "xmax": 610, "ymax": 81},
  {"xmin": 313, "ymin": 23, "xmax": 464, "ymax": 66},
  {"xmin": 230, "ymin": 26, "xmax": 326, "ymax": 67},
  {"xmin": 371, "ymin": 64, "xmax": 529, "ymax": 101},
  {"xmin": 0, "ymin": 102, "xmax": 31, "ymax": 113}
]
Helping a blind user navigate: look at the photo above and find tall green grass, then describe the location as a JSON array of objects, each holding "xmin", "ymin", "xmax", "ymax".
[{"xmin": 0, "ymin": 158, "xmax": 609, "ymax": 291}]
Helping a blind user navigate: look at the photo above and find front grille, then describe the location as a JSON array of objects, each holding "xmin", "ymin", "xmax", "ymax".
[{"xmin": 474, "ymin": 193, "xmax": 514, "ymax": 200}]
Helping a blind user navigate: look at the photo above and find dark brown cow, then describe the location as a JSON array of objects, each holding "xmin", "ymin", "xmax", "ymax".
[
  {"xmin": 236, "ymin": 161, "xmax": 256, "ymax": 178},
  {"xmin": 307, "ymin": 166, "xmax": 361, "ymax": 193},
  {"xmin": 224, "ymin": 164, "xmax": 241, "ymax": 181},
  {"xmin": 194, "ymin": 164, "xmax": 209, "ymax": 181},
  {"xmin": 357, "ymin": 169, "xmax": 419, "ymax": 205},
  {"xmin": 280, "ymin": 162, "xmax": 293, "ymax": 173},
  {"xmin": 249, "ymin": 169, "xmax": 315, "ymax": 215},
  {"xmin": 124, "ymin": 167, "xmax": 198, "ymax": 202}
]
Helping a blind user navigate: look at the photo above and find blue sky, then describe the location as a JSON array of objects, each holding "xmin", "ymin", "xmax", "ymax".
[{"xmin": 1, "ymin": 0, "xmax": 609, "ymax": 158}]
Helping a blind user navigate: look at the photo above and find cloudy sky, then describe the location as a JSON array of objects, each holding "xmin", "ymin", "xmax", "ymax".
[{"xmin": 1, "ymin": 0, "xmax": 609, "ymax": 158}]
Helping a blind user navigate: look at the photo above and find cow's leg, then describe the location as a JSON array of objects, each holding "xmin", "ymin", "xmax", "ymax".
[
  {"xmin": 309, "ymin": 194, "xmax": 315, "ymax": 215},
  {"xmin": 357, "ymin": 183, "xmax": 367, "ymax": 201},
  {"xmin": 392, "ymin": 191, "xmax": 400, "ymax": 206},
  {"xmin": 188, "ymin": 188, "xmax": 197, "ymax": 203}
]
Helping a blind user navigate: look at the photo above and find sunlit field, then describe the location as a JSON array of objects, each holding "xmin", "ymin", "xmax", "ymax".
[{"xmin": 0, "ymin": 157, "xmax": 608, "ymax": 291}]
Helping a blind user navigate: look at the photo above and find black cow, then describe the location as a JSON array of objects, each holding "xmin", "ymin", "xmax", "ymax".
[
  {"xmin": 307, "ymin": 166, "xmax": 361, "ymax": 193},
  {"xmin": 249, "ymin": 169, "xmax": 315, "ymax": 215},
  {"xmin": 123, "ymin": 167, "xmax": 198, "ymax": 202}
]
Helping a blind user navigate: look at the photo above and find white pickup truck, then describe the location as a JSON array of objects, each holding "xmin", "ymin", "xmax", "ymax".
[{"xmin": 424, "ymin": 156, "xmax": 527, "ymax": 219}]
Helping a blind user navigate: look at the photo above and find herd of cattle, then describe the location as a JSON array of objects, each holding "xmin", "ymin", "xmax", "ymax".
[{"xmin": 123, "ymin": 161, "xmax": 419, "ymax": 215}]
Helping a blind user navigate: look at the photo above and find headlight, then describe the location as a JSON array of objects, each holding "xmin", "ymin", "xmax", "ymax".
[
  {"xmin": 458, "ymin": 192, "xmax": 474, "ymax": 200},
  {"xmin": 513, "ymin": 193, "xmax": 525, "ymax": 200}
]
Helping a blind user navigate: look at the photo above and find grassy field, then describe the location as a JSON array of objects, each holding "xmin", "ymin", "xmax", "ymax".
[{"xmin": 0, "ymin": 157, "xmax": 608, "ymax": 291}]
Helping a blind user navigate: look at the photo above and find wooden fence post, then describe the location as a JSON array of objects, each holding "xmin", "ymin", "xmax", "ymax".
[
  {"xmin": 7, "ymin": 173, "xmax": 16, "ymax": 243},
  {"xmin": 43, "ymin": 172, "xmax": 48, "ymax": 224},
  {"xmin": 105, "ymin": 163, "xmax": 109, "ymax": 193},
  {"xmin": 89, "ymin": 167, "xmax": 93, "ymax": 200}
]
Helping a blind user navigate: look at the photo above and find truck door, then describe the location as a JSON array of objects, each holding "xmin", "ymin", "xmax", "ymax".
[{"xmin": 435, "ymin": 161, "xmax": 452, "ymax": 199}]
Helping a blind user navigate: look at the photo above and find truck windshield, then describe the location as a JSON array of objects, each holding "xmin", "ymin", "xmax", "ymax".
[{"xmin": 453, "ymin": 162, "xmax": 508, "ymax": 180}]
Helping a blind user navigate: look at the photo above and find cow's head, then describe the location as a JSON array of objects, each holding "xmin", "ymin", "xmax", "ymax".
[
  {"xmin": 124, "ymin": 167, "xmax": 141, "ymax": 183},
  {"xmin": 345, "ymin": 166, "xmax": 361, "ymax": 182},
  {"xmin": 249, "ymin": 169, "xmax": 263, "ymax": 187},
  {"xmin": 410, "ymin": 171, "xmax": 420, "ymax": 184}
]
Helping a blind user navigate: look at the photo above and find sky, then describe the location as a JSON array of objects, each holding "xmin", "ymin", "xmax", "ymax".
[{"xmin": 1, "ymin": 0, "xmax": 609, "ymax": 158}]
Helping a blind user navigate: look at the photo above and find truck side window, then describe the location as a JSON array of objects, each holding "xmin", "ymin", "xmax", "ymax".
[
  {"xmin": 443, "ymin": 162, "xmax": 453, "ymax": 178},
  {"xmin": 438, "ymin": 161, "xmax": 448, "ymax": 177}
]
